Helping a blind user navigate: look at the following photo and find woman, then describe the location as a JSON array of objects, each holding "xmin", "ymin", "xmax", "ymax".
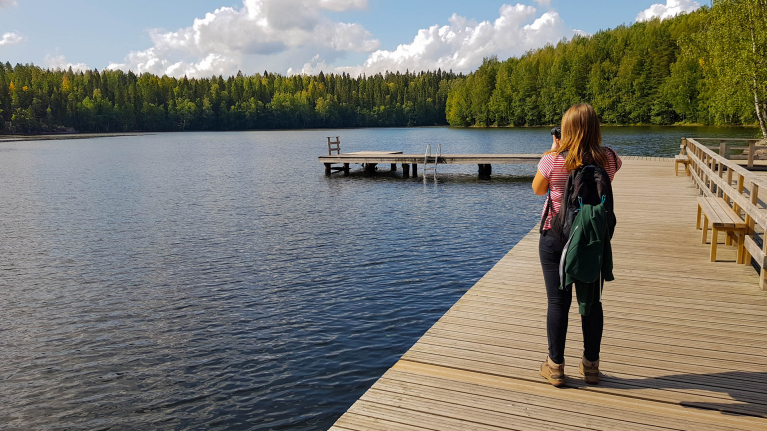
[{"xmin": 531, "ymin": 103, "xmax": 621, "ymax": 387}]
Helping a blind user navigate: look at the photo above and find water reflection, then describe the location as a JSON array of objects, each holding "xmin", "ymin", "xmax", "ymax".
[{"xmin": 0, "ymin": 126, "xmax": 757, "ymax": 430}]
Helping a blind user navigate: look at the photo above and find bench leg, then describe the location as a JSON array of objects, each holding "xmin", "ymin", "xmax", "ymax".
[
  {"xmin": 686, "ymin": 164, "xmax": 690, "ymax": 176},
  {"xmin": 675, "ymin": 161, "xmax": 679, "ymax": 176},
  {"xmin": 737, "ymin": 230, "xmax": 745, "ymax": 264},
  {"xmin": 744, "ymin": 244, "xmax": 752, "ymax": 266},
  {"xmin": 696, "ymin": 204, "xmax": 702, "ymax": 230},
  {"xmin": 710, "ymin": 228, "xmax": 718, "ymax": 262},
  {"xmin": 726, "ymin": 230, "xmax": 733, "ymax": 246},
  {"xmin": 701, "ymin": 215, "xmax": 708, "ymax": 245}
]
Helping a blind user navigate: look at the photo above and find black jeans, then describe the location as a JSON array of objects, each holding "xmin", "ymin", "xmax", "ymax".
[{"xmin": 539, "ymin": 231, "xmax": 603, "ymax": 364}]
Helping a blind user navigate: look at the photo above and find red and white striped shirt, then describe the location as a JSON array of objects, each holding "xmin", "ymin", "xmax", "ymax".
[{"xmin": 538, "ymin": 148, "xmax": 622, "ymax": 230}]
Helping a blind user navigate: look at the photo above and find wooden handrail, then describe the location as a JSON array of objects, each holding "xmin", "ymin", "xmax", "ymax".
[
  {"xmin": 685, "ymin": 138, "xmax": 767, "ymax": 288},
  {"xmin": 685, "ymin": 137, "xmax": 762, "ymax": 168},
  {"xmin": 686, "ymin": 138, "xmax": 755, "ymax": 180},
  {"xmin": 686, "ymin": 150, "xmax": 766, "ymax": 225},
  {"xmin": 689, "ymin": 137, "xmax": 762, "ymax": 141}
]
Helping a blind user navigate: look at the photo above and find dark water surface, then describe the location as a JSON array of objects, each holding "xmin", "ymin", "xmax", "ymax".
[{"xmin": 0, "ymin": 126, "xmax": 758, "ymax": 430}]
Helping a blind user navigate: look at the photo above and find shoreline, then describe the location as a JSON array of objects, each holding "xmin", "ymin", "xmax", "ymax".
[
  {"xmin": 1, "ymin": 123, "xmax": 761, "ymax": 143},
  {"xmin": 0, "ymin": 132, "xmax": 151, "ymax": 143}
]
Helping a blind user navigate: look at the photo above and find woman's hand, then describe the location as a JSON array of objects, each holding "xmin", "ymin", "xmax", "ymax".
[{"xmin": 551, "ymin": 135, "xmax": 561, "ymax": 152}]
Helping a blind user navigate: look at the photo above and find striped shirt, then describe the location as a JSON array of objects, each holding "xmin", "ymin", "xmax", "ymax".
[{"xmin": 538, "ymin": 148, "xmax": 622, "ymax": 230}]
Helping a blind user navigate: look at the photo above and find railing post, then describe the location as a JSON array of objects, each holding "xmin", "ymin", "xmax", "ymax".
[
  {"xmin": 719, "ymin": 140, "xmax": 727, "ymax": 157},
  {"xmin": 697, "ymin": 145, "xmax": 702, "ymax": 191},
  {"xmin": 750, "ymin": 183, "xmax": 758, "ymax": 232},
  {"xmin": 748, "ymin": 140, "xmax": 756, "ymax": 168},
  {"xmin": 734, "ymin": 173, "xmax": 744, "ymax": 215},
  {"xmin": 696, "ymin": 150, "xmax": 701, "ymax": 192},
  {"xmin": 762, "ymin": 235, "xmax": 767, "ymax": 290},
  {"xmin": 717, "ymin": 157, "xmax": 725, "ymax": 198},
  {"xmin": 744, "ymin": 182, "xmax": 759, "ymax": 264},
  {"xmin": 724, "ymin": 168, "xmax": 733, "ymax": 204}
]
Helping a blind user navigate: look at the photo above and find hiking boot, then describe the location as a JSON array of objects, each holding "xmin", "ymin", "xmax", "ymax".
[
  {"xmin": 579, "ymin": 356, "xmax": 600, "ymax": 384},
  {"xmin": 540, "ymin": 356, "xmax": 565, "ymax": 387}
]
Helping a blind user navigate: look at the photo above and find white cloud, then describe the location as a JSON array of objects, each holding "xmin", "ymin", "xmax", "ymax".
[
  {"xmin": 534, "ymin": 0, "xmax": 551, "ymax": 7},
  {"xmin": 636, "ymin": 0, "xmax": 701, "ymax": 22},
  {"xmin": 299, "ymin": 3, "xmax": 577, "ymax": 76},
  {"xmin": 108, "ymin": 0, "xmax": 378, "ymax": 78},
  {"xmin": 318, "ymin": 0, "xmax": 367, "ymax": 12},
  {"xmin": 44, "ymin": 54, "xmax": 89, "ymax": 71},
  {"xmin": 110, "ymin": 1, "xmax": 582, "ymax": 78},
  {"xmin": 0, "ymin": 0, "xmax": 18, "ymax": 8},
  {"xmin": 0, "ymin": 31, "xmax": 23, "ymax": 46}
]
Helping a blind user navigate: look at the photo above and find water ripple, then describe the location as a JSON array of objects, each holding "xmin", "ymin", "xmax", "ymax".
[{"xmin": 0, "ymin": 126, "xmax": 758, "ymax": 430}]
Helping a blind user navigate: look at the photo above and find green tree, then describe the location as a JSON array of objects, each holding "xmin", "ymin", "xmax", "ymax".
[
  {"xmin": 176, "ymin": 98, "xmax": 196, "ymax": 130},
  {"xmin": 703, "ymin": 0, "xmax": 767, "ymax": 136}
]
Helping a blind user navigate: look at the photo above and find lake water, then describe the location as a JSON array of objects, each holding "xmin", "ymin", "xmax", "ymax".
[{"xmin": 0, "ymin": 126, "xmax": 759, "ymax": 430}]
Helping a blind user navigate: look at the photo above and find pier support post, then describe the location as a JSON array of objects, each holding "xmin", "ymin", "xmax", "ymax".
[
  {"xmin": 344, "ymin": 163, "xmax": 350, "ymax": 175},
  {"xmin": 324, "ymin": 163, "xmax": 332, "ymax": 176},
  {"xmin": 391, "ymin": 163, "xmax": 397, "ymax": 172},
  {"xmin": 478, "ymin": 164, "xmax": 492, "ymax": 179},
  {"xmin": 412, "ymin": 164, "xmax": 418, "ymax": 178},
  {"xmin": 364, "ymin": 163, "xmax": 377, "ymax": 175},
  {"xmin": 402, "ymin": 163, "xmax": 410, "ymax": 178}
]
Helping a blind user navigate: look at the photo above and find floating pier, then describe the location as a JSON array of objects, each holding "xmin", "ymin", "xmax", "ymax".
[
  {"xmin": 330, "ymin": 155, "xmax": 767, "ymax": 430},
  {"xmin": 319, "ymin": 152, "xmax": 540, "ymax": 179}
]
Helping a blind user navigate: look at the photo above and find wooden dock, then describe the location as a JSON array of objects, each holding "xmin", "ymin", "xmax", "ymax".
[
  {"xmin": 319, "ymin": 152, "xmax": 541, "ymax": 178},
  {"xmin": 330, "ymin": 157, "xmax": 767, "ymax": 430}
]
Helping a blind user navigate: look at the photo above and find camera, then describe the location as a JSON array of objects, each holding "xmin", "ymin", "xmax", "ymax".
[{"xmin": 551, "ymin": 126, "xmax": 561, "ymax": 140}]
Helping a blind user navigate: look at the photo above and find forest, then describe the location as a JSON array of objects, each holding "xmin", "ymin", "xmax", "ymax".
[
  {"xmin": 446, "ymin": 0, "xmax": 767, "ymax": 136},
  {"xmin": 0, "ymin": 67, "xmax": 456, "ymax": 133},
  {"xmin": 1, "ymin": 0, "xmax": 765, "ymax": 135}
]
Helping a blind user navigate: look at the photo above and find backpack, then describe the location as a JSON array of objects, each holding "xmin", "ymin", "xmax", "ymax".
[{"xmin": 540, "ymin": 147, "xmax": 617, "ymax": 244}]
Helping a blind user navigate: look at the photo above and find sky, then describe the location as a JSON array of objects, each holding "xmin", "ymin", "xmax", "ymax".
[{"xmin": 0, "ymin": 0, "xmax": 704, "ymax": 77}]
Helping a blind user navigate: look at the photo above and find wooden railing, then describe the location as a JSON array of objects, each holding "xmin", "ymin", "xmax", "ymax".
[
  {"xmin": 688, "ymin": 137, "xmax": 763, "ymax": 168},
  {"xmin": 684, "ymin": 137, "xmax": 767, "ymax": 289}
]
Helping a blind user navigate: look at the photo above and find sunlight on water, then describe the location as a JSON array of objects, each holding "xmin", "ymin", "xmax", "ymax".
[{"xmin": 0, "ymin": 126, "xmax": 758, "ymax": 429}]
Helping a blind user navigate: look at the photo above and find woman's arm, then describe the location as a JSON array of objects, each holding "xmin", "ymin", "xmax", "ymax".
[
  {"xmin": 532, "ymin": 170, "xmax": 549, "ymax": 196},
  {"xmin": 533, "ymin": 143, "xmax": 558, "ymax": 196}
]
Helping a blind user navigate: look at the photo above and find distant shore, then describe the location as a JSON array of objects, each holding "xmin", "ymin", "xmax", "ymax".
[
  {"xmin": 0, "ymin": 123, "xmax": 760, "ymax": 144},
  {"xmin": 0, "ymin": 133, "xmax": 150, "ymax": 143}
]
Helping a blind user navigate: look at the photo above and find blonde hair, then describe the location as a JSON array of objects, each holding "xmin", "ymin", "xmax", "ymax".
[{"xmin": 552, "ymin": 103, "xmax": 607, "ymax": 172}]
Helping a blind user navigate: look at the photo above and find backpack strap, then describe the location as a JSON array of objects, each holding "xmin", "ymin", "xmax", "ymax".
[{"xmin": 540, "ymin": 191, "xmax": 553, "ymax": 233}]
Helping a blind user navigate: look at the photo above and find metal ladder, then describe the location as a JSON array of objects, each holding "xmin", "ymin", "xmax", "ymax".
[{"xmin": 423, "ymin": 144, "xmax": 442, "ymax": 175}]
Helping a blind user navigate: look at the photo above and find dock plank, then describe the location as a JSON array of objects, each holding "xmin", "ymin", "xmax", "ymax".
[{"xmin": 332, "ymin": 159, "xmax": 767, "ymax": 430}]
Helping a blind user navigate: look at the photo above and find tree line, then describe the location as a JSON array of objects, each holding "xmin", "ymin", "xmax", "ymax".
[
  {"xmin": 1, "ymin": 0, "xmax": 765, "ymax": 136},
  {"xmin": 446, "ymin": 0, "xmax": 767, "ymax": 137},
  {"xmin": 0, "ymin": 66, "xmax": 456, "ymax": 133}
]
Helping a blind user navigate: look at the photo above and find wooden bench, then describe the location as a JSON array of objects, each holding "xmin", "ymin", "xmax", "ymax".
[
  {"xmin": 696, "ymin": 197, "xmax": 746, "ymax": 263},
  {"xmin": 675, "ymin": 154, "xmax": 690, "ymax": 176}
]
